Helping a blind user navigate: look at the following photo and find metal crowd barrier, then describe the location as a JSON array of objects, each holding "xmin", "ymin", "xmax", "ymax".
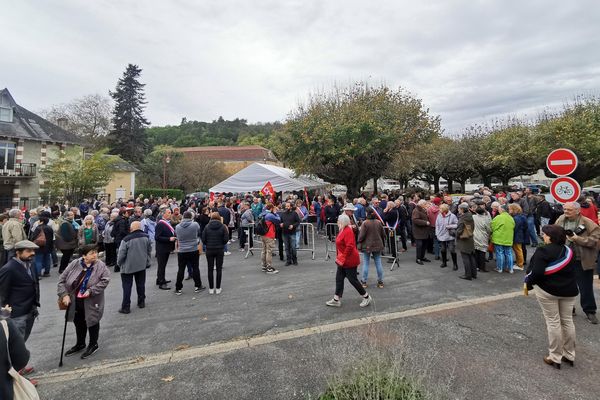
[
  {"xmin": 382, "ymin": 226, "xmax": 400, "ymax": 271},
  {"xmin": 324, "ymin": 223, "xmax": 339, "ymax": 260},
  {"xmin": 243, "ymin": 223, "xmax": 281, "ymax": 259},
  {"xmin": 295, "ymin": 222, "xmax": 316, "ymax": 260}
]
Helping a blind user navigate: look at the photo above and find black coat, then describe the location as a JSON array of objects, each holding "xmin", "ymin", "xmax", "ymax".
[
  {"xmin": 155, "ymin": 219, "xmax": 176, "ymax": 254},
  {"xmin": 111, "ymin": 215, "xmax": 130, "ymax": 245},
  {"xmin": 0, "ymin": 258, "xmax": 39, "ymax": 318},
  {"xmin": 526, "ymin": 243, "xmax": 578, "ymax": 297},
  {"xmin": 201, "ymin": 220, "xmax": 229, "ymax": 251},
  {"xmin": 217, "ymin": 207, "xmax": 231, "ymax": 226},
  {"xmin": 0, "ymin": 319, "xmax": 30, "ymax": 400},
  {"xmin": 280, "ymin": 210, "xmax": 301, "ymax": 234}
]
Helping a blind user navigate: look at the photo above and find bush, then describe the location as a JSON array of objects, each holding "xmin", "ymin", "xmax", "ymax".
[
  {"xmin": 135, "ymin": 188, "xmax": 184, "ymax": 200},
  {"xmin": 317, "ymin": 359, "xmax": 426, "ymax": 400}
]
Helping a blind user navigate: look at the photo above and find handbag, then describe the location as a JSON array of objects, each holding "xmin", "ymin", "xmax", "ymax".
[
  {"xmin": 33, "ymin": 229, "xmax": 46, "ymax": 247},
  {"xmin": 0, "ymin": 320, "xmax": 41, "ymax": 400},
  {"xmin": 459, "ymin": 224, "xmax": 473, "ymax": 239}
]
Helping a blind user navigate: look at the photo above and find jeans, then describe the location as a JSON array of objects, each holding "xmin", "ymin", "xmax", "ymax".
[
  {"xmin": 121, "ymin": 269, "xmax": 146, "ymax": 309},
  {"xmin": 35, "ymin": 252, "xmax": 51, "ymax": 275},
  {"xmin": 574, "ymin": 260, "xmax": 597, "ymax": 314},
  {"xmin": 494, "ymin": 245, "xmax": 513, "ymax": 272},
  {"xmin": 540, "ymin": 217, "xmax": 550, "ymax": 229},
  {"xmin": 283, "ymin": 233, "xmax": 297, "ymax": 263},
  {"xmin": 433, "ymin": 237, "xmax": 440, "ymax": 258},
  {"xmin": 51, "ymin": 249, "xmax": 58, "ymax": 266},
  {"xmin": 176, "ymin": 251, "xmax": 202, "ymax": 290},
  {"xmin": 10, "ymin": 311, "xmax": 36, "ymax": 342},
  {"xmin": 361, "ymin": 252, "xmax": 383, "ymax": 282},
  {"xmin": 206, "ymin": 250, "xmax": 224, "ymax": 289},
  {"xmin": 335, "ymin": 266, "xmax": 366, "ymax": 298},
  {"xmin": 527, "ymin": 215, "xmax": 538, "ymax": 245}
]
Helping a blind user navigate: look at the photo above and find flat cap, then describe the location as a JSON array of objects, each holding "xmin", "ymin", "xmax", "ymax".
[{"xmin": 14, "ymin": 240, "xmax": 39, "ymax": 250}]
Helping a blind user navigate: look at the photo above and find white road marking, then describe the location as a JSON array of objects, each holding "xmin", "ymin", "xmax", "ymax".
[{"xmin": 35, "ymin": 290, "xmax": 524, "ymax": 384}]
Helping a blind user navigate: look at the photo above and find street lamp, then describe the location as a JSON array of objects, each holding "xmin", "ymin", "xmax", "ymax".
[{"xmin": 163, "ymin": 154, "xmax": 171, "ymax": 195}]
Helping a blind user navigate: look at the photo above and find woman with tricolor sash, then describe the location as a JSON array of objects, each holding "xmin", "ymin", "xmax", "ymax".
[{"xmin": 524, "ymin": 225, "xmax": 578, "ymax": 370}]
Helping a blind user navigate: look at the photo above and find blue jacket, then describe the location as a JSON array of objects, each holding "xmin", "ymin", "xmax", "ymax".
[
  {"xmin": 354, "ymin": 204, "xmax": 366, "ymax": 221},
  {"xmin": 513, "ymin": 213, "xmax": 530, "ymax": 245}
]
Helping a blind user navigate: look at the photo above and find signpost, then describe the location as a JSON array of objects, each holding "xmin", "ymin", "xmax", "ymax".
[
  {"xmin": 550, "ymin": 177, "xmax": 581, "ymax": 204},
  {"xmin": 546, "ymin": 148, "xmax": 578, "ymax": 177}
]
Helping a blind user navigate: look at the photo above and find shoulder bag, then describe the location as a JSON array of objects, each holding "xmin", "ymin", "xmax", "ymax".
[{"xmin": 0, "ymin": 320, "xmax": 40, "ymax": 400}]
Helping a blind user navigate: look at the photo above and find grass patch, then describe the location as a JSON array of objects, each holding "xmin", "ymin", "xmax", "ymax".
[{"xmin": 317, "ymin": 359, "xmax": 426, "ymax": 400}]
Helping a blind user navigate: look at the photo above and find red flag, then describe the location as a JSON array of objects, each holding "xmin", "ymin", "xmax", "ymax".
[
  {"xmin": 261, "ymin": 181, "xmax": 276, "ymax": 200},
  {"xmin": 209, "ymin": 192, "xmax": 215, "ymax": 202}
]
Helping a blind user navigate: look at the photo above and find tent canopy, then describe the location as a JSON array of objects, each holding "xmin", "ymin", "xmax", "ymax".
[{"xmin": 209, "ymin": 163, "xmax": 328, "ymax": 193}]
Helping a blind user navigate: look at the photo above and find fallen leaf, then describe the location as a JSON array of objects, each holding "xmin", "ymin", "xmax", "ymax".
[
  {"xmin": 288, "ymin": 294, "xmax": 294, "ymax": 299},
  {"xmin": 174, "ymin": 344, "xmax": 190, "ymax": 351},
  {"xmin": 161, "ymin": 376, "xmax": 175, "ymax": 382},
  {"xmin": 202, "ymin": 317, "xmax": 208, "ymax": 321}
]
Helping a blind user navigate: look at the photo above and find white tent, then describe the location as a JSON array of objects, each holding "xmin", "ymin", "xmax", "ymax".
[{"xmin": 209, "ymin": 163, "xmax": 328, "ymax": 193}]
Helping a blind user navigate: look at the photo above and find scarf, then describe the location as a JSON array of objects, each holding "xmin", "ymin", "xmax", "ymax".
[
  {"xmin": 544, "ymin": 245, "xmax": 573, "ymax": 275},
  {"xmin": 77, "ymin": 258, "xmax": 95, "ymax": 297}
]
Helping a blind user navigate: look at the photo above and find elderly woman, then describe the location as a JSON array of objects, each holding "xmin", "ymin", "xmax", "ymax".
[
  {"xmin": 509, "ymin": 204, "xmax": 529, "ymax": 271},
  {"xmin": 412, "ymin": 199, "xmax": 431, "ymax": 265},
  {"xmin": 525, "ymin": 225, "xmax": 578, "ymax": 369},
  {"xmin": 57, "ymin": 244, "xmax": 110, "ymax": 359},
  {"xmin": 326, "ymin": 214, "xmax": 371, "ymax": 308},
  {"xmin": 29, "ymin": 211, "xmax": 54, "ymax": 277},
  {"xmin": 491, "ymin": 205, "xmax": 515, "ymax": 273},
  {"xmin": 456, "ymin": 203, "xmax": 477, "ymax": 280},
  {"xmin": 358, "ymin": 207, "xmax": 386, "ymax": 288},
  {"xmin": 472, "ymin": 203, "xmax": 492, "ymax": 273},
  {"xmin": 435, "ymin": 203, "xmax": 458, "ymax": 270},
  {"xmin": 78, "ymin": 215, "xmax": 98, "ymax": 247}
]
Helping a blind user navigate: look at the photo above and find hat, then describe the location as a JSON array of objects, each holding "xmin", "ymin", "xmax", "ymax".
[
  {"xmin": 342, "ymin": 203, "xmax": 356, "ymax": 211},
  {"xmin": 14, "ymin": 240, "xmax": 39, "ymax": 250},
  {"xmin": 432, "ymin": 198, "xmax": 442, "ymax": 205}
]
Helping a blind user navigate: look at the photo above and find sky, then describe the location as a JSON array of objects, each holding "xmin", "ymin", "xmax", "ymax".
[{"xmin": 2, "ymin": 0, "xmax": 600, "ymax": 133}]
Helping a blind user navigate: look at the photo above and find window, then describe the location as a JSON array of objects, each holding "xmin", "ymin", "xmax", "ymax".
[
  {"xmin": 0, "ymin": 106, "xmax": 13, "ymax": 122},
  {"xmin": 0, "ymin": 142, "xmax": 16, "ymax": 171}
]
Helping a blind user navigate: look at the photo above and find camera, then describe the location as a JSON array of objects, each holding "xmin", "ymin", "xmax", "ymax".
[{"xmin": 566, "ymin": 225, "xmax": 586, "ymax": 237}]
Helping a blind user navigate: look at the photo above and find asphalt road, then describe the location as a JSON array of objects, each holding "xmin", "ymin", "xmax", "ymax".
[{"xmin": 21, "ymin": 236, "xmax": 600, "ymax": 399}]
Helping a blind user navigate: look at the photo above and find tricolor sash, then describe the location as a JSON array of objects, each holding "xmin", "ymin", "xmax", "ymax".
[
  {"xmin": 544, "ymin": 245, "xmax": 573, "ymax": 275},
  {"xmin": 159, "ymin": 219, "xmax": 175, "ymax": 235},
  {"xmin": 371, "ymin": 207, "xmax": 385, "ymax": 225}
]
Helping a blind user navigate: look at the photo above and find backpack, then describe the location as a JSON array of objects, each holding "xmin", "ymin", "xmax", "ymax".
[{"xmin": 254, "ymin": 216, "xmax": 269, "ymax": 236}]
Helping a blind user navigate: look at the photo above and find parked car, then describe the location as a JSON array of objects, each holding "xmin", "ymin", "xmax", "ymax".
[{"xmin": 378, "ymin": 179, "xmax": 402, "ymax": 191}]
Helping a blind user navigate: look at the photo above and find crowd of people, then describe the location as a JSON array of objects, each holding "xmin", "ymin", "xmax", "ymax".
[{"xmin": 0, "ymin": 184, "xmax": 598, "ymax": 393}]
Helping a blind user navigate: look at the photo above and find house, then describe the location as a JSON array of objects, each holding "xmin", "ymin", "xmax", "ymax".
[
  {"xmin": 178, "ymin": 145, "xmax": 280, "ymax": 175},
  {"xmin": 97, "ymin": 156, "xmax": 138, "ymax": 203},
  {"xmin": 0, "ymin": 88, "xmax": 83, "ymax": 210}
]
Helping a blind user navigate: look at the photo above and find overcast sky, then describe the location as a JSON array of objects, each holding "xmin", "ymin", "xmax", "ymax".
[{"xmin": 3, "ymin": 0, "xmax": 600, "ymax": 133}]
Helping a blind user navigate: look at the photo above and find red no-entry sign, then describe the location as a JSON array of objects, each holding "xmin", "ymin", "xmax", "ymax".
[
  {"xmin": 550, "ymin": 177, "xmax": 581, "ymax": 204},
  {"xmin": 546, "ymin": 148, "xmax": 578, "ymax": 177}
]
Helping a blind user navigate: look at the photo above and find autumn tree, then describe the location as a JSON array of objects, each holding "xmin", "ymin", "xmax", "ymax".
[{"xmin": 277, "ymin": 83, "xmax": 440, "ymax": 197}]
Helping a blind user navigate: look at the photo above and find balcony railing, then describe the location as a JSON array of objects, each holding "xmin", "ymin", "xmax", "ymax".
[{"xmin": 0, "ymin": 163, "xmax": 37, "ymax": 178}]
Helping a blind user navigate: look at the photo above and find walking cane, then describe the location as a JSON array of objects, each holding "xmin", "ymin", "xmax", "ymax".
[{"xmin": 58, "ymin": 302, "xmax": 70, "ymax": 367}]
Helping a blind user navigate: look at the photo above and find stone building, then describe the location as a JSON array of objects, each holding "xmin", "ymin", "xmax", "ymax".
[{"xmin": 0, "ymin": 88, "xmax": 83, "ymax": 209}]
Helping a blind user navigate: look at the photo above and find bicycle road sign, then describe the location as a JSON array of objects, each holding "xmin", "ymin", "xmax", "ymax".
[
  {"xmin": 550, "ymin": 177, "xmax": 580, "ymax": 204},
  {"xmin": 546, "ymin": 148, "xmax": 578, "ymax": 177}
]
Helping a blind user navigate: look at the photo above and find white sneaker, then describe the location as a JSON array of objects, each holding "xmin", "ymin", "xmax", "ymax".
[
  {"xmin": 209, "ymin": 288, "xmax": 215, "ymax": 294},
  {"xmin": 224, "ymin": 251, "xmax": 232, "ymax": 256},
  {"xmin": 359, "ymin": 295, "xmax": 372, "ymax": 307},
  {"xmin": 509, "ymin": 270, "xmax": 514, "ymax": 274},
  {"xmin": 216, "ymin": 288, "xmax": 222, "ymax": 294},
  {"xmin": 326, "ymin": 298, "xmax": 341, "ymax": 307},
  {"xmin": 227, "ymin": 240, "xmax": 232, "ymax": 244},
  {"xmin": 513, "ymin": 265, "xmax": 523, "ymax": 271}
]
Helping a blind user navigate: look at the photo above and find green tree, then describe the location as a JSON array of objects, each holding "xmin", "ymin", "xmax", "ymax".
[
  {"xmin": 42, "ymin": 148, "xmax": 118, "ymax": 204},
  {"xmin": 107, "ymin": 64, "xmax": 150, "ymax": 165},
  {"xmin": 534, "ymin": 96, "xmax": 600, "ymax": 183},
  {"xmin": 439, "ymin": 137, "xmax": 476, "ymax": 193},
  {"xmin": 277, "ymin": 83, "xmax": 440, "ymax": 197},
  {"xmin": 411, "ymin": 138, "xmax": 446, "ymax": 192}
]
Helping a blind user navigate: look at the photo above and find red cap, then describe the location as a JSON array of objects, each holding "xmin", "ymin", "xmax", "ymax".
[{"xmin": 432, "ymin": 198, "xmax": 442, "ymax": 205}]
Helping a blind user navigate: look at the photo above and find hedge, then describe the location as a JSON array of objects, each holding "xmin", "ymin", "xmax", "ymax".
[{"xmin": 135, "ymin": 188, "xmax": 184, "ymax": 200}]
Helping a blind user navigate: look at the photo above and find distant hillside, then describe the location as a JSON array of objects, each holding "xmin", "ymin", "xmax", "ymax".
[{"xmin": 147, "ymin": 117, "xmax": 282, "ymax": 150}]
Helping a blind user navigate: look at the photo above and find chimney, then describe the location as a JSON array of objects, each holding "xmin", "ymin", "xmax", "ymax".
[{"xmin": 56, "ymin": 117, "xmax": 68, "ymax": 129}]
